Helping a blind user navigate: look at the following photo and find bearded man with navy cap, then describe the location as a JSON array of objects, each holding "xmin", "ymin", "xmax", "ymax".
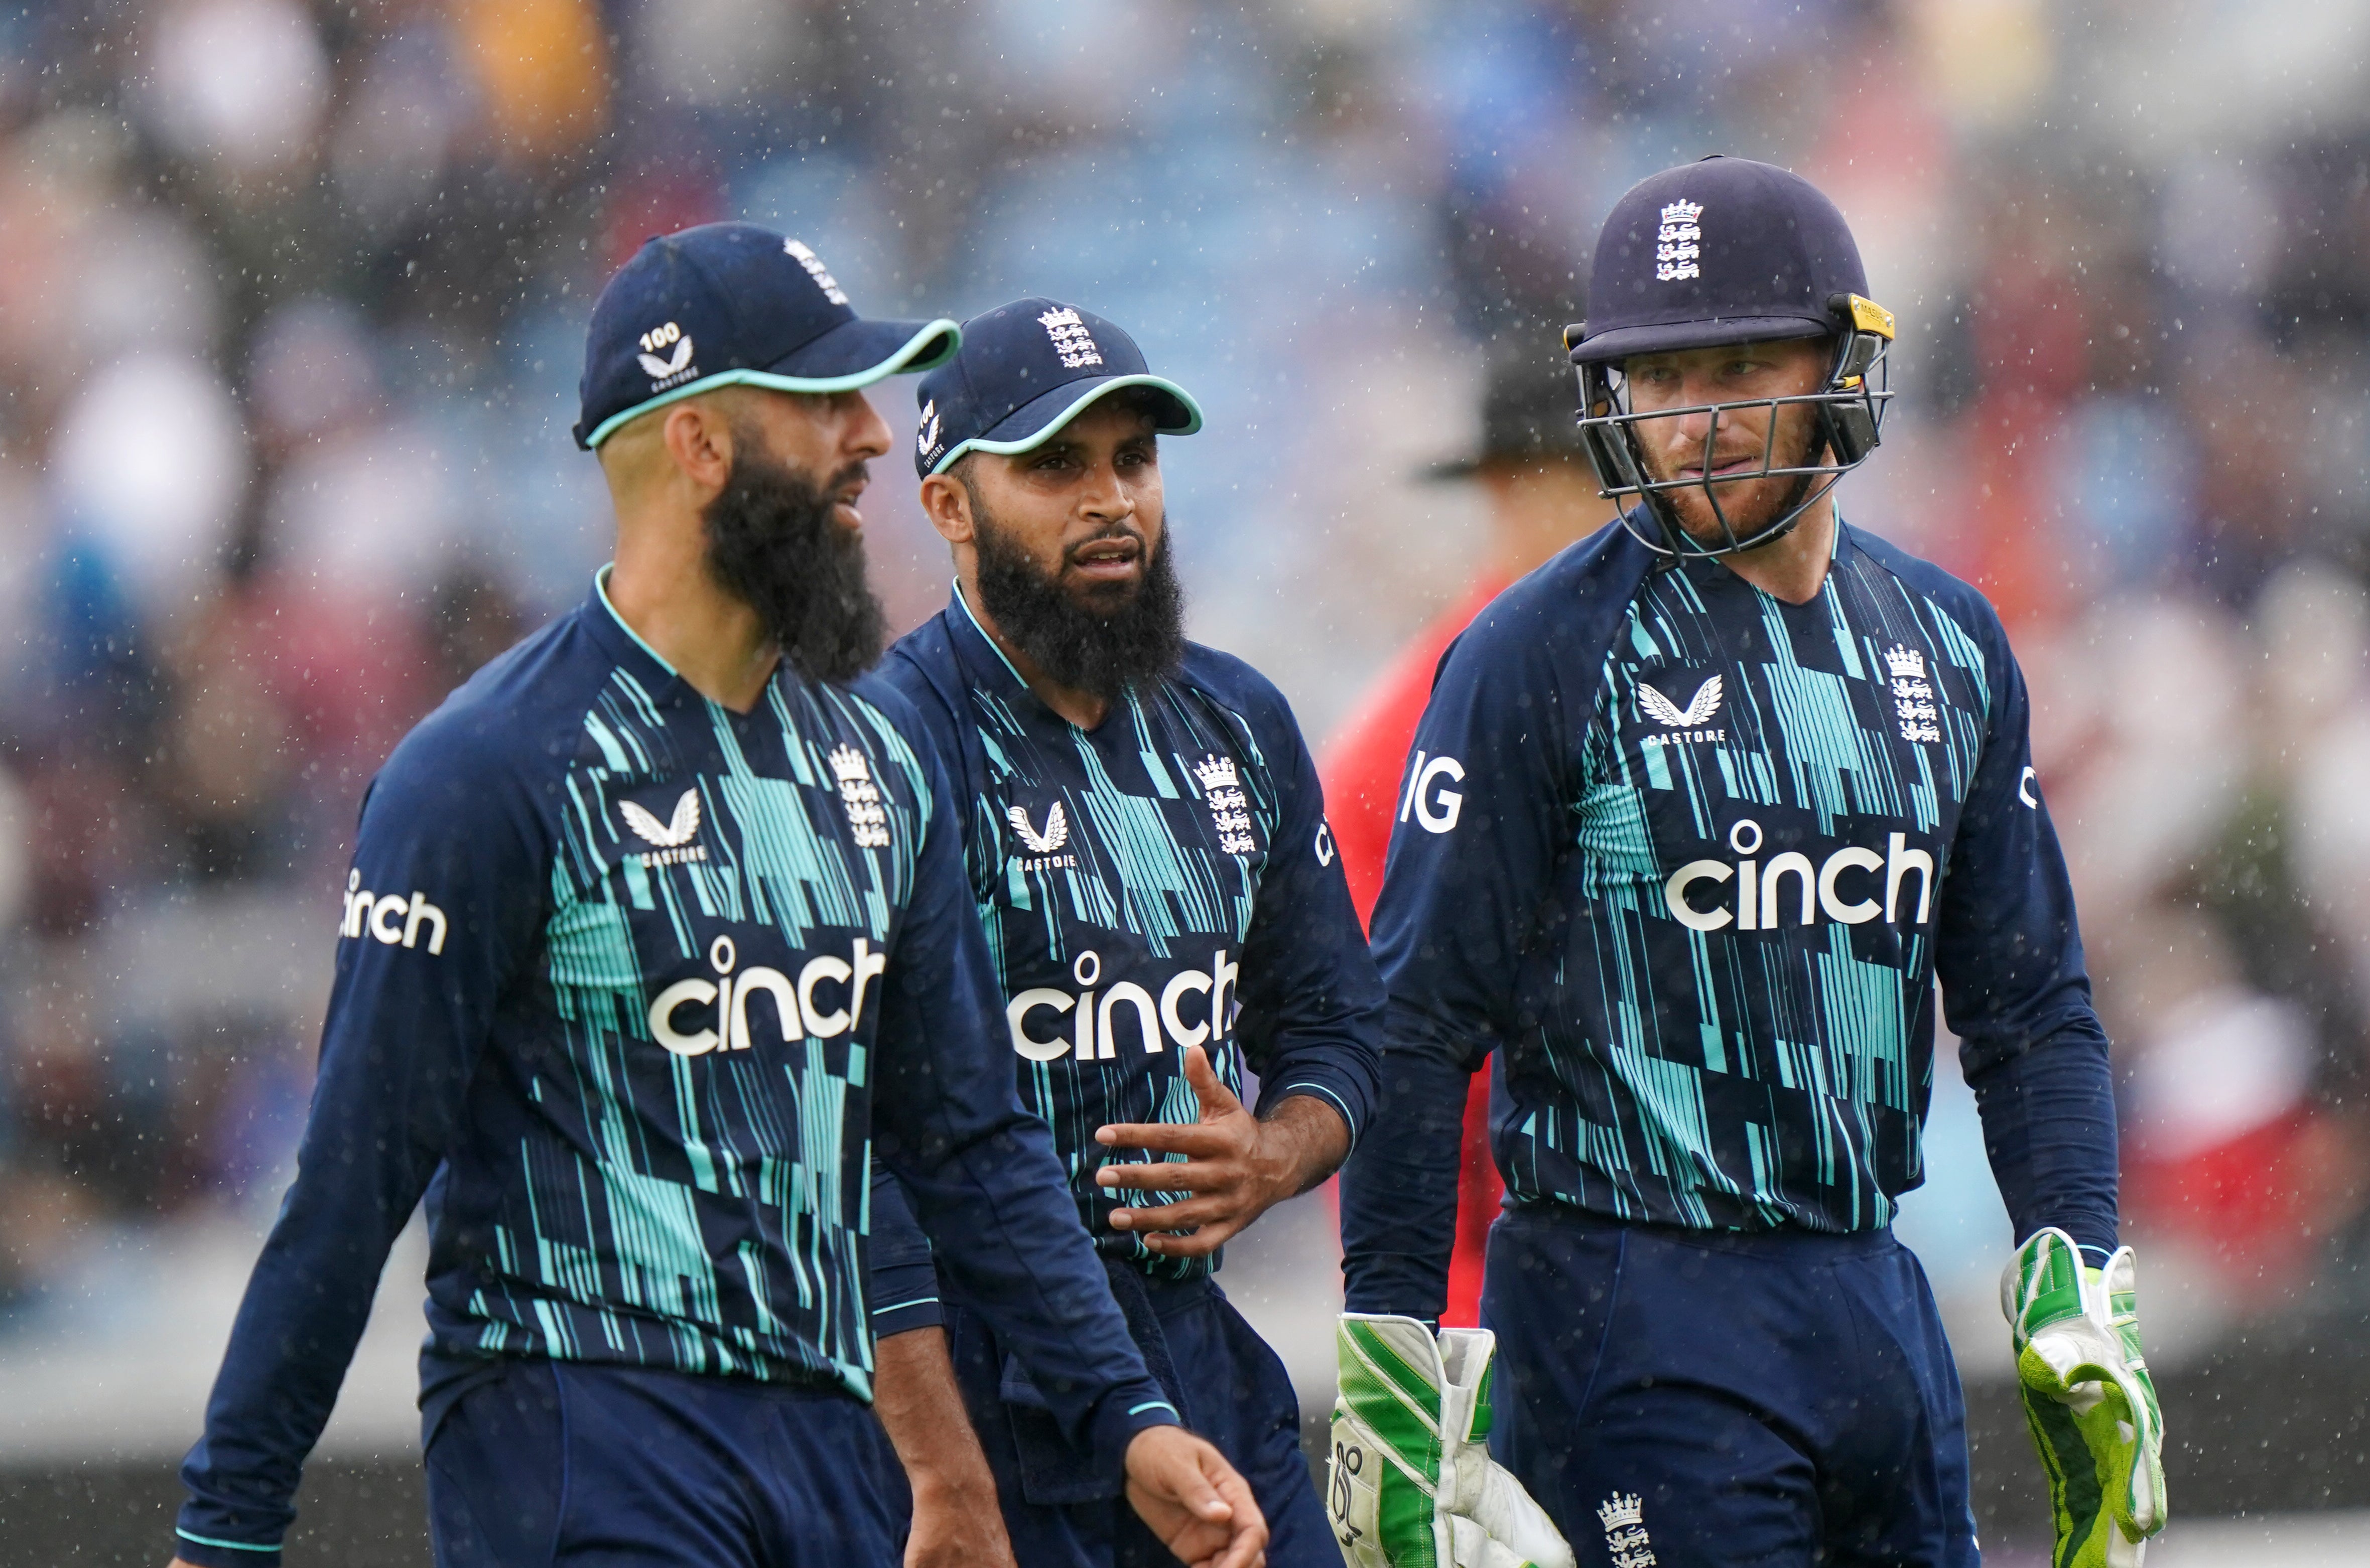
[
  {"xmin": 857, "ymin": 297, "xmax": 1386, "ymax": 1568},
  {"xmin": 1334, "ymin": 158, "xmax": 2168, "ymax": 1568},
  {"xmin": 164, "ymin": 229, "xmax": 1268, "ymax": 1568}
]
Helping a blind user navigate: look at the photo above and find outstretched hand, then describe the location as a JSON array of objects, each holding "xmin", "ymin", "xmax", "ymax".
[
  {"xmin": 1093, "ymin": 1045, "xmax": 1348, "ymax": 1257},
  {"xmin": 1124, "ymin": 1424, "xmax": 1268, "ymax": 1568}
]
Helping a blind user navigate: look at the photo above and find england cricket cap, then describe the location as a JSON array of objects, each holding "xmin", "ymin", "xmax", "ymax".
[
  {"xmin": 1568, "ymin": 156, "xmax": 1868, "ymax": 367},
  {"xmin": 913, "ymin": 297, "xmax": 1201, "ymax": 478},
  {"xmin": 574, "ymin": 222, "xmax": 959, "ymax": 450}
]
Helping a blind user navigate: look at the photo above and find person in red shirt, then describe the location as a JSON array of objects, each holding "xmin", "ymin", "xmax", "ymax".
[{"xmin": 1320, "ymin": 349, "xmax": 1616, "ymax": 1326}]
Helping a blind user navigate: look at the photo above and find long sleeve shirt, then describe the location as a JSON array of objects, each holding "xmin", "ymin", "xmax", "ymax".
[
  {"xmin": 864, "ymin": 588, "xmax": 1384, "ymax": 1326},
  {"xmin": 174, "ymin": 576, "xmax": 1174, "ymax": 1566},
  {"xmin": 1341, "ymin": 517, "xmax": 2119, "ymax": 1319}
]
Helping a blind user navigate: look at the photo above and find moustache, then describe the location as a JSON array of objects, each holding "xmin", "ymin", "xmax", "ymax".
[
  {"xmin": 1063, "ymin": 525, "xmax": 1148, "ymax": 567},
  {"xmin": 824, "ymin": 460, "xmax": 870, "ymax": 504}
]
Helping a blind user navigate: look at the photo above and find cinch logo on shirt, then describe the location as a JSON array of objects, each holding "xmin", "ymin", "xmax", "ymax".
[
  {"xmin": 338, "ymin": 869, "xmax": 447, "ymax": 954},
  {"xmin": 1005, "ymin": 947, "xmax": 1238, "ymax": 1062},
  {"xmin": 645, "ymin": 932, "xmax": 887, "ymax": 1057},
  {"xmin": 1661, "ymin": 817, "xmax": 1935, "ymax": 933}
]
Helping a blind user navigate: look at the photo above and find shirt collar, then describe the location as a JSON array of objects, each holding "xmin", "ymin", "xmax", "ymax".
[
  {"xmin": 578, "ymin": 564, "xmax": 691, "ymax": 701},
  {"xmin": 946, "ymin": 579, "xmax": 1036, "ymax": 702},
  {"xmin": 941, "ymin": 579, "xmax": 1151, "ymax": 736}
]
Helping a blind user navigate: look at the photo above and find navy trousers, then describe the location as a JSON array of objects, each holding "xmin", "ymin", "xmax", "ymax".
[
  {"xmin": 424, "ymin": 1357, "xmax": 902, "ymax": 1567},
  {"xmin": 1482, "ymin": 1206, "xmax": 1982, "ymax": 1568},
  {"xmin": 926, "ymin": 1265, "xmax": 1335, "ymax": 1568}
]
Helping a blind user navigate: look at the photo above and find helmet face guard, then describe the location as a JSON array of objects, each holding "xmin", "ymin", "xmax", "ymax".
[{"xmin": 1567, "ymin": 294, "xmax": 1895, "ymax": 560}]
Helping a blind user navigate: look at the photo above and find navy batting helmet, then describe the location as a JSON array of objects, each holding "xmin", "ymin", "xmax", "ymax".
[{"xmin": 1563, "ymin": 156, "xmax": 1895, "ymax": 558}]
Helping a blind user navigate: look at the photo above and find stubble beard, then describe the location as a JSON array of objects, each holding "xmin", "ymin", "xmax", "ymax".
[{"xmin": 1642, "ymin": 405, "xmax": 1825, "ymax": 549}]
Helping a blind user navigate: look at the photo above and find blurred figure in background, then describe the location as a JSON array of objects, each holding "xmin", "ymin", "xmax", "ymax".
[{"xmin": 1319, "ymin": 348, "xmax": 1616, "ymax": 1326}]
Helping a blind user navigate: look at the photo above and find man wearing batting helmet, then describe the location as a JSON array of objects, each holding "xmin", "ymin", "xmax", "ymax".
[{"xmin": 1333, "ymin": 156, "xmax": 2166, "ymax": 1568}]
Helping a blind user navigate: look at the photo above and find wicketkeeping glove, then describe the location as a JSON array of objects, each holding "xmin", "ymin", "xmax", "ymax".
[
  {"xmin": 1328, "ymin": 1314, "xmax": 1574, "ymax": 1568},
  {"xmin": 2002, "ymin": 1228, "xmax": 2168, "ymax": 1568}
]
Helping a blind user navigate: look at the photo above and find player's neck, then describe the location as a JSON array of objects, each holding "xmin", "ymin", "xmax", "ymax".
[
  {"xmin": 957, "ymin": 576, "xmax": 1113, "ymax": 731},
  {"xmin": 606, "ymin": 528, "xmax": 778, "ymax": 712},
  {"xmin": 1715, "ymin": 494, "xmax": 1837, "ymax": 606}
]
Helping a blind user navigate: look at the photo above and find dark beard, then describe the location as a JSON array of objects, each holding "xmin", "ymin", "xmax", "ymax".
[
  {"xmin": 702, "ymin": 445, "xmax": 886, "ymax": 685},
  {"xmin": 971, "ymin": 502, "xmax": 1186, "ymax": 703}
]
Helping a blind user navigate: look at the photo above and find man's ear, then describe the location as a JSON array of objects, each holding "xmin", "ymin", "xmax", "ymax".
[
  {"xmin": 660, "ymin": 397, "xmax": 737, "ymax": 502},
  {"xmin": 918, "ymin": 471, "xmax": 976, "ymax": 546}
]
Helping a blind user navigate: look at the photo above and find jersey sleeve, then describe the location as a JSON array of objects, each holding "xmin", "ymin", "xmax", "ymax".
[
  {"xmin": 867, "ymin": 1158, "xmax": 942, "ymax": 1338},
  {"xmin": 867, "ymin": 729, "xmax": 1178, "ymax": 1463},
  {"xmin": 1232, "ymin": 684, "xmax": 1384, "ymax": 1147},
  {"xmin": 174, "ymin": 721, "xmax": 547, "ymax": 1568},
  {"xmin": 1341, "ymin": 600, "xmax": 1591, "ymax": 1320},
  {"xmin": 1934, "ymin": 628, "xmax": 2119, "ymax": 1258}
]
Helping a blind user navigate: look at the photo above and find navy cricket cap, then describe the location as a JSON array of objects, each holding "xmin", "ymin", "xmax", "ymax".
[
  {"xmin": 1569, "ymin": 156, "xmax": 1868, "ymax": 367},
  {"xmin": 575, "ymin": 222, "xmax": 959, "ymax": 449},
  {"xmin": 913, "ymin": 297, "xmax": 1201, "ymax": 478}
]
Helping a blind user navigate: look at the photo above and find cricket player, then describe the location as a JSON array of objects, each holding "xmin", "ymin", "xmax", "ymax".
[
  {"xmin": 1320, "ymin": 351, "xmax": 1621, "ymax": 1329},
  {"xmin": 864, "ymin": 298, "xmax": 1386, "ymax": 1566},
  {"xmin": 1332, "ymin": 158, "xmax": 2168, "ymax": 1568},
  {"xmin": 167, "ymin": 226, "xmax": 1264, "ymax": 1568}
]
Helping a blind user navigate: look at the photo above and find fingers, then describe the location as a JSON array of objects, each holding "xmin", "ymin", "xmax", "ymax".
[
  {"xmin": 1198, "ymin": 1444, "xmax": 1269, "ymax": 1568},
  {"xmin": 1181, "ymin": 1043, "xmax": 1243, "ymax": 1116},
  {"xmin": 1098, "ymin": 1167, "xmax": 1254, "ymax": 1250},
  {"xmin": 1096, "ymin": 1121, "xmax": 1239, "ymax": 1156},
  {"xmin": 1135, "ymin": 1220, "xmax": 1240, "ymax": 1258},
  {"xmin": 1096, "ymin": 1157, "xmax": 1237, "ymax": 1193},
  {"xmin": 1094, "ymin": 1047, "xmax": 1255, "ymax": 1161},
  {"xmin": 1102, "ymin": 1192, "xmax": 1247, "ymax": 1253},
  {"xmin": 1124, "ymin": 1429, "xmax": 1271, "ymax": 1568},
  {"xmin": 1105, "ymin": 1190, "xmax": 1234, "ymax": 1227}
]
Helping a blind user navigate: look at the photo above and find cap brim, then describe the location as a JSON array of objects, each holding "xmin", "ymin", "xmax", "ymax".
[
  {"xmin": 1568, "ymin": 314, "xmax": 1830, "ymax": 366},
  {"xmin": 927, "ymin": 373, "xmax": 1203, "ymax": 476},
  {"xmin": 1417, "ymin": 445, "xmax": 1599, "ymax": 483},
  {"xmin": 582, "ymin": 316, "xmax": 960, "ymax": 448},
  {"xmin": 768, "ymin": 316, "xmax": 961, "ymax": 383}
]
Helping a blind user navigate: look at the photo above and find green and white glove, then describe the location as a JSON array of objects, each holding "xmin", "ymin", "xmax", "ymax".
[
  {"xmin": 1328, "ymin": 1314, "xmax": 1574, "ymax": 1568},
  {"xmin": 2002, "ymin": 1228, "xmax": 2168, "ymax": 1568}
]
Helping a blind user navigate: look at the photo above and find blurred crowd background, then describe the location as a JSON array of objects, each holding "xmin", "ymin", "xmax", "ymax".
[{"xmin": 3, "ymin": 0, "xmax": 2370, "ymax": 1467}]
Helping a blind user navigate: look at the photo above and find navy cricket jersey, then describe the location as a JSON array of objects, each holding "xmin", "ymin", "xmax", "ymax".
[
  {"xmin": 1341, "ymin": 517, "xmax": 2118, "ymax": 1318},
  {"xmin": 866, "ymin": 587, "xmax": 1382, "ymax": 1311},
  {"xmin": 175, "ymin": 576, "xmax": 1173, "ymax": 1568}
]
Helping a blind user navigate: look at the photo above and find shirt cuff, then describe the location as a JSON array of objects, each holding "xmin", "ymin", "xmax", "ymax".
[
  {"xmin": 1254, "ymin": 1074, "xmax": 1365, "ymax": 1151},
  {"xmin": 870, "ymin": 1290, "xmax": 945, "ymax": 1339},
  {"xmin": 1083, "ymin": 1375, "xmax": 1183, "ymax": 1471},
  {"xmin": 173, "ymin": 1527, "xmax": 283, "ymax": 1568}
]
